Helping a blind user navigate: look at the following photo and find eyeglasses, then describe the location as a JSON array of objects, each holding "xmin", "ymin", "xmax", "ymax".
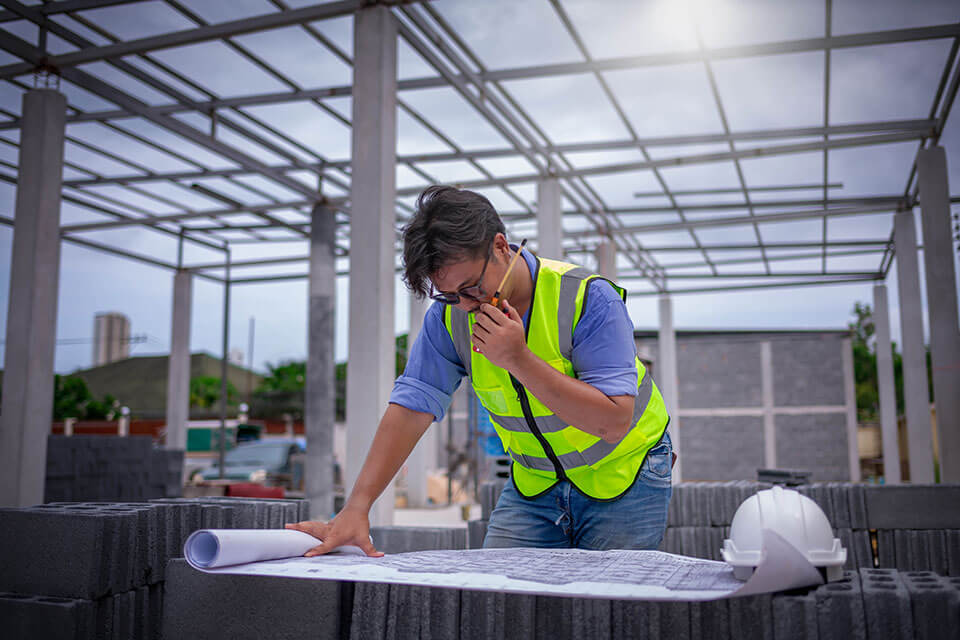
[{"xmin": 429, "ymin": 245, "xmax": 493, "ymax": 305}]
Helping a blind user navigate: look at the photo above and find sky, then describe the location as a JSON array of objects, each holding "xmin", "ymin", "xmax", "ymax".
[{"xmin": 0, "ymin": 0, "xmax": 958, "ymax": 376}]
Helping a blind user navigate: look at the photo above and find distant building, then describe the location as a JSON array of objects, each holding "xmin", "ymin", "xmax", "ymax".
[
  {"xmin": 635, "ymin": 329, "xmax": 857, "ymax": 482},
  {"xmin": 228, "ymin": 348, "xmax": 245, "ymax": 367},
  {"xmin": 70, "ymin": 353, "xmax": 264, "ymax": 419},
  {"xmin": 92, "ymin": 312, "xmax": 130, "ymax": 367}
]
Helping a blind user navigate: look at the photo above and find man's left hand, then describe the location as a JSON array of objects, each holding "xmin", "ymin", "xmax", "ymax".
[{"xmin": 472, "ymin": 300, "xmax": 528, "ymax": 370}]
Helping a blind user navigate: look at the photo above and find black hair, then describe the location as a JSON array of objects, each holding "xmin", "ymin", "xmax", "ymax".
[{"xmin": 401, "ymin": 185, "xmax": 506, "ymax": 299}]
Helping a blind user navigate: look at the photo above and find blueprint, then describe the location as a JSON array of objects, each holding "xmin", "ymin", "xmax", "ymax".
[{"xmin": 185, "ymin": 528, "xmax": 823, "ymax": 601}]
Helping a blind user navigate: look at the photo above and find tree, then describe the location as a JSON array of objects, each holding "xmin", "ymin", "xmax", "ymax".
[
  {"xmin": 52, "ymin": 375, "xmax": 117, "ymax": 420},
  {"xmin": 848, "ymin": 302, "xmax": 930, "ymax": 421},
  {"xmin": 257, "ymin": 361, "xmax": 306, "ymax": 392},
  {"xmin": 190, "ymin": 376, "xmax": 237, "ymax": 409}
]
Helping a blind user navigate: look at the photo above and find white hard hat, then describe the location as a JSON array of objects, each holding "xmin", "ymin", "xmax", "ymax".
[{"xmin": 721, "ymin": 485, "xmax": 846, "ymax": 581}]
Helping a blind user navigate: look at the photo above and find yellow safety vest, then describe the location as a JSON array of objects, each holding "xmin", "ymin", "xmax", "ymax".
[{"xmin": 444, "ymin": 256, "xmax": 669, "ymax": 500}]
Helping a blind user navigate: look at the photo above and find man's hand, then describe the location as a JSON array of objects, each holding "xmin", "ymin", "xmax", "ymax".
[
  {"xmin": 285, "ymin": 507, "xmax": 383, "ymax": 557},
  {"xmin": 472, "ymin": 300, "xmax": 528, "ymax": 370}
]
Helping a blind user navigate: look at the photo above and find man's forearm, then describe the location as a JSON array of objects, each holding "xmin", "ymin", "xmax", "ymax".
[
  {"xmin": 344, "ymin": 403, "xmax": 435, "ymax": 512},
  {"xmin": 508, "ymin": 349, "xmax": 634, "ymax": 443}
]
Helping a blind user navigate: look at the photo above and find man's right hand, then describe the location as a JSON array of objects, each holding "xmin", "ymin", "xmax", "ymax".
[{"xmin": 285, "ymin": 507, "xmax": 383, "ymax": 557}]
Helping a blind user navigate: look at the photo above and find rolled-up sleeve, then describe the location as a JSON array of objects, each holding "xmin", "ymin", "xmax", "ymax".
[
  {"xmin": 570, "ymin": 280, "xmax": 638, "ymax": 397},
  {"xmin": 389, "ymin": 301, "xmax": 466, "ymax": 422}
]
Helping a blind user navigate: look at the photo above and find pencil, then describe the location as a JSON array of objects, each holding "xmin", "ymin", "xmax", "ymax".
[{"xmin": 489, "ymin": 238, "xmax": 527, "ymax": 308}]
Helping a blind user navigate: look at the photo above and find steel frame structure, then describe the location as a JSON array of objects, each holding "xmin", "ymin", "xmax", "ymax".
[{"xmin": 0, "ymin": 0, "xmax": 957, "ymax": 295}]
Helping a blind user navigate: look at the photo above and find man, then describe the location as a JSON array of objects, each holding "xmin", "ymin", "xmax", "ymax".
[{"xmin": 288, "ymin": 185, "xmax": 672, "ymax": 556}]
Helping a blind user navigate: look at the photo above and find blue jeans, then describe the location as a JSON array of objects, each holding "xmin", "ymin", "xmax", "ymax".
[{"xmin": 483, "ymin": 430, "xmax": 673, "ymax": 550}]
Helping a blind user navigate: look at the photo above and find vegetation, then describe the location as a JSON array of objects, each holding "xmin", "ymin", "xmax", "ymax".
[
  {"xmin": 189, "ymin": 376, "xmax": 238, "ymax": 409},
  {"xmin": 849, "ymin": 301, "xmax": 932, "ymax": 421},
  {"xmin": 52, "ymin": 375, "xmax": 118, "ymax": 420}
]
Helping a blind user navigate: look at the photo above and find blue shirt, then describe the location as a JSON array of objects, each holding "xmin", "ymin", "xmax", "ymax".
[{"xmin": 389, "ymin": 249, "xmax": 639, "ymax": 421}]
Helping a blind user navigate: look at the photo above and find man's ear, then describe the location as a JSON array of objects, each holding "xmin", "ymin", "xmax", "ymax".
[{"xmin": 493, "ymin": 232, "xmax": 510, "ymax": 260}]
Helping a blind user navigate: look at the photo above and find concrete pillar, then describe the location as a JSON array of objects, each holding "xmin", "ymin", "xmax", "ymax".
[
  {"xmin": 164, "ymin": 270, "xmax": 192, "ymax": 450},
  {"xmin": 917, "ymin": 146, "xmax": 960, "ymax": 483},
  {"xmin": 894, "ymin": 209, "xmax": 935, "ymax": 483},
  {"xmin": 760, "ymin": 341, "xmax": 776, "ymax": 469},
  {"xmin": 595, "ymin": 240, "xmax": 617, "ymax": 280},
  {"xmin": 842, "ymin": 337, "xmax": 862, "ymax": 482},
  {"xmin": 306, "ymin": 204, "xmax": 337, "ymax": 519},
  {"xmin": 536, "ymin": 177, "xmax": 563, "ymax": 259},
  {"xmin": 0, "ymin": 89, "xmax": 67, "ymax": 507},
  {"xmin": 346, "ymin": 5, "xmax": 397, "ymax": 526},
  {"xmin": 873, "ymin": 284, "xmax": 901, "ymax": 483},
  {"xmin": 405, "ymin": 294, "xmax": 435, "ymax": 507},
  {"xmin": 658, "ymin": 295, "xmax": 681, "ymax": 482}
]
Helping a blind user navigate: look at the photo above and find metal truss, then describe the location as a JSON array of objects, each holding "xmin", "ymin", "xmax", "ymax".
[{"xmin": 0, "ymin": 0, "xmax": 956, "ymax": 294}]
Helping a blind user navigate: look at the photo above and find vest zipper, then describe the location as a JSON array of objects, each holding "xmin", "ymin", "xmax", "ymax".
[{"xmin": 510, "ymin": 375, "xmax": 567, "ymax": 481}]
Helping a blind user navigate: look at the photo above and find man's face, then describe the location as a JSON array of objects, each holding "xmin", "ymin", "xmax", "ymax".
[{"xmin": 430, "ymin": 234, "xmax": 509, "ymax": 313}]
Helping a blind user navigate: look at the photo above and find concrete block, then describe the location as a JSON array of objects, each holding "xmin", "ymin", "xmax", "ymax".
[
  {"xmin": 772, "ymin": 336, "xmax": 845, "ymax": 406},
  {"xmin": 349, "ymin": 582, "xmax": 389, "ymax": 640},
  {"xmin": 371, "ymin": 526, "xmax": 467, "ymax": 553},
  {"xmin": 848, "ymin": 484, "xmax": 868, "ymax": 529},
  {"xmin": 661, "ymin": 527, "xmax": 681, "ymax": 555},
  {"xmin": 878, "ymin": 529, "xmax": 897, "ymax": 568},
  {"xmin": 814, "ymin": 571, "xmax": 867, "ymax": 640},
  {"xmin": 864, "ymin": 485, "xmax": 960, "ymax": 529},
  {"xmin": 851, "ymin": 530, "xmax": 874, "ymax": 569},
  {"xmin": 690, "ymin": 598, "xmax": 731, "ymax": 640},
  {"xmin": 570, "ymin": 598, "xmax": 611, "ymax": 638},
  {"xmin": 0, "ymin": 593, "xmax": 96, "ymax": 640},
  {"xmin": 0, "ymin": 508, "xmax": 109, "ymax": 599},
  {"xmin": 458, "ymin": 590, "xmax": 534, "ymax": 639},
  {"xmin": 771, "ymin": 590, "xmax": 817, "ymax": 640},
  {"xmin": 385, "ymin": 583, "xmax": 424, "ymax": 639},
  {"xmin": 650, "ymin": 601, "xmax": 691, "ymax": 638},
  {"xmin": 677, "ymin": 338, "xmax": 763, "ymax": 408},
  {"xmin": 829, "ymin": 483, "xmax": 851, "ymax": 528},
  {"xmin": 611, "ymin": 599, "xmax": 651, "ymax": 636},
  {"xmin": 948, "ymin": 530, "xmax": 960, "ymax": 577},
  {"xmin": 776, "ymin": 416, "xmax": 851, "ymax": 482},
  {"xmin": 533, "ymin": 595, "xmax": 574, "ymax": 640},
  {"xmin": 901, "ymin": 571, "xmax": 960, "ymax": 640},
  {"xmin": 162, "ymin": 558, "xmax": 343, "ymax": 640},
  {"xmin": 112, "ymin": 589, "xmax": 135, "ymax": 640},
  {"xmin": 728, "ymin": 594, "xmax": 774, "ymax": 640},
  {"xmin": 468, "ymin": 519, "xmax": 488, "ymax": 549},
  {"xmin": 928, "ymin": 530, "xmax": 950, "ymax": 577},
  {"xmin": 419, "ymin": 587, "xmax": 460, "ymax": 640},
  {"xmin": 859, "ymin": 568, "xmax": 914, "ymax": 640},
  {"xmin": 680, "ymin": 527, "xmax": 697, "ymax": 557}
]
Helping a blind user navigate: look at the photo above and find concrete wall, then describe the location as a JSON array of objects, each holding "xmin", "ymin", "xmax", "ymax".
[{"xmin": 636, "ymin": 331, "xmax": 855, "ymax": 482}]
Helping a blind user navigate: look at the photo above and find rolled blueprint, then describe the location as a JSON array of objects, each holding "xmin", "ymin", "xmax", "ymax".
[{"xmin": 185, "ymin": 529, "xmax": 365, "ymax": 570}]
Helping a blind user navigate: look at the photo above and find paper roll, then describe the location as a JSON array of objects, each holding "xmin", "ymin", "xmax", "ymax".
[{"xmin": 184, "ymin": 529, "xmax": 366, "ymax": 570}]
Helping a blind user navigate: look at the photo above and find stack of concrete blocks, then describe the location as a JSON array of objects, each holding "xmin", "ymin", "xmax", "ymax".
[
  {"xmin": 370, "ymin": 526, "xmax": 468, "ymax": 554},
  {"xmin": 866, "ymin": 485, "xmax": 960, "ymax": 575},
  {"xmin": 468, "ymin": 477, "xmax": 508, "ymax": 549},
  {"xmin": 159, "ymin": 565, "xmax": 960, "ymax": 639},
  {"xmin": 44, "ymin": 435, "xmax": 184, "ymax": 503},
  {"xmin": 0, "ymin": 496, "xmax": 307, "ymax": 640}
]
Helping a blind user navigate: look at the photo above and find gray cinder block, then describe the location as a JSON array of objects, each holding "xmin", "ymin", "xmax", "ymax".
[
  {"xmin": 878, "ymin": 529, "xmax": 897, "ymax": 569},
  {"xmin": 948, "ymin": 530, "xmax": 960, "ymax": 577},
  {"xmin": 814, "ymin": 571, "xmax": 867, "ymax": 640},
  {"xmin": 385, "ymin": 583, "xmax": 424, "ymax": 640},
  {"xmin": 690, "ymin": 598, "xmax": 730, "ymax": 640},
  {"xmin": 0, "ymin": 593, "xmax": 96, "ymax": 640},
  {"xmin": 570, "ymin": 597, "xmax": 611, "ymax": 638},
  {"xmin": 771, "ymin": 590, "xmax": 817, "ymax": 640},
  {"xmin": 468, "ymin": 519, "xmax": 488, "ymax": 549},
  {"xmin": 859, "ymin": 569, "xmax": 915, "ymax": 640},
  {"xmin": 728, "ymin": 594, "xmax": 774, "ymax": 640},
  {"xmin": 651, "ymin": 601, "xmax": 691, "ymax": 638},
  {"xmin": 162, "ymin": 558, "xmax": 343, "ymax": 640},
  {"xmin": 901, "ymin": 571, "xmax": 960, "ymax": 640},
  {"xmin": 349, "ymin": 582, "xmax": 389, "ymax": 640},
  {"xmin": 611, "ymin": 599, "xmax": 651, "ymax": 636},
  {"xmin": 459, "ymin": 590, "xmax": 535, "ymax": 640},
  {"xmin": 864, "ymin": 485, "xmax": 960, "ymax": 530},
  {"xmin": 371, "ymin": 526, "xmax": 467, "ymax": 554},
  {"xmin": 419, "ymin": 587, "xmax": 460, "ymax": 640},
  {"xmin": 532, "ymin": 595, "xmax": 574, "ymax": 640},
  {"xmin": 0, "ymin": 508, "xmax": 109, "ymax": 599}
]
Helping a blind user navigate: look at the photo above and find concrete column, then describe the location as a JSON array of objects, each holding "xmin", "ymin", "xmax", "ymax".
[
  {"xmin": 405, "ymin": 294, "xmax": 435, "ymax": 507},
  {"xmin": 873, "ymin": 283, "xmax": 901, "ymax": 483},
  {"xmin": 346, "ymin": 5, "xmax": 397, "ymax": 526},
  {"xmin": 917, "ymin": 146, "xmax": 960, "ymax": 483},
  {"xmin": 306, "ymin": 204, "xmax": 337, "ymax": 519},
  {"xmin": 164, "ymin": 270, "xmax": 192, "ymax": 450},
  {"xmin": 0, "ymin": 89, "xmax": 67, "ymax": 507},
  {"xmin": 595, "ymin": 240, "xmax": 617, "ymax": 280},
  {"xmin": 842, "ymin": 337, "xmax": 862, "ymax": 482},
  {"xmin": 658, "ymin": 295, "xmax": 681, "ymax": 482},
  {"xmin": 894, "ymin": 209, "xmax": 935, "ymax": 483},
  {"xmin": 536, "ymin": 178, "xmax": 563, "ymax": 259},
  {"xmin": 760, "ymin": 341, "xmax": 776, "ymax": 469}
]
